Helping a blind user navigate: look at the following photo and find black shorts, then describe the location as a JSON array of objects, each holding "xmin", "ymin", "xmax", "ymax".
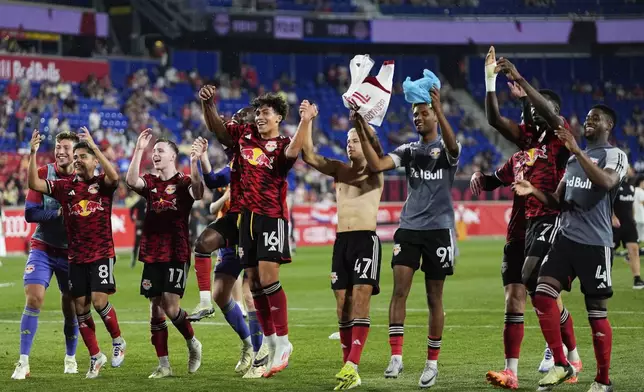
[
  {"xmin": 502, "ymin": 240, "xmax": 526, "ymax": 286},
  {"xmin": 331, "ymin": 231, "xmax": 382, "ymax": 295},
  {"xmin": 612, "ymin": 218, "xmax": 639, "ymax": 249},
  {"xmin": 207, "ymin": 212, "xmax": 239, "ymax": 248},
  {"xmin": 238, "ymin": 209, "xmax": 291, "ymax": 268},
  {"xmin": 68, "ymin": 257, "xmax": 116, "ymax": 298},
  {"xmin": 391, "ymin": 228, "xmax": 455, "ymax": 280},
  {"xmin": 140, "ymin": 261, "xmax": 190, "ymax": 298},
  {"xmin": 525, "ymin": 215, "xmax": 561, "ymax": 259},
  {"xmin": 540, "ymin": 235, "xmax": 614, "ymax": 298}
]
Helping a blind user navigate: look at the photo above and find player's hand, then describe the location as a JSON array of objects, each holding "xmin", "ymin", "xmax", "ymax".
[
  {"xmin": 136, "ymin": 128, "xmax": 153, "ymax": 151},
  {"xmin": 192, "ymin": 136, "xmax": 208, "ymax": 155},
  {"xmin": 612, "ymin": 215, "xmax": 621, "ymax": 228},
  {"xmin": 78, "ymin": 127, "xmax": 97, "ymax": 150},
  {"xmin": 485, "ymin": 46, "xmax": 496, "ymax": 68},
  {"xmin": 299, "ymin": 100, "xmax": 318, "ymax": 122},
  {"xmin": 29, "ymin": 129, "xmax": 43, "ymax": 154},
  {"xmin": 198, "ymin": 85, "xmax": 216, "ymax": 102},
  {"xmin": 470, "ymin": 172, "xmax": 485, "ymax": 196},
  {"xmin": 430, "ymin": 87, "xmax": 442, "ymax": 113},
  {"xmin": 507, "ymin": 81, "xmax": 527, "ymax": 98},
  {"xmin": 512, "ymin": 180, "xmax": 534, "ymax": 196},
  {"xmin": 494, "ymin": 58, "xmax": 522, "ymax": 81},
  {"xmin": 555, "ymin": 126, "xmax": 581, "ymax": 155}
]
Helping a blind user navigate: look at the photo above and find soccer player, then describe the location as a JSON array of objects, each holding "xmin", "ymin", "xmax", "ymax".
[
  {"xmin": 611, "ymin": 169, "xmax": 644, "ymax": 289},
  {"xmin": 200, "ymin": 85, "xmax": 313, "ymax": 377},
  {"xmin": 193, "ymin": 136, "xmax": 269, "ymax": 377},
  {"xmin": 126, "ymin": 129, "xmax": 204, "ymax": 378},
  {"xmin": 471, "ymin": 152, "xmax": 526, "ymax": 389},
  {"xmin": 301, "ymin": 109, "xmax": 384, "ymax": 390},
  {"xmin": 190, "ymin": 106, "xmax": 255, "ymax": 320},
  {"xmin": 27, "ymin": 127, "xmax": 125, "ymax": 379},
  {"xmin": 486, "ymin": 46, "xmax": 582, "ymax": 376},
  {"xmin": 129, "ymin": 193, "xmax": 146, "ymax": 268},
  {"xmin": 357, "ymin": 86, "xmax": 460, "ymax": 388},
  {"xmin": 12, "ymin": 131, "xmax": 80, "ymax": 380},
  {"xmin": 513, "ymin": 104, "xmax": 626, "ymax": 392}
]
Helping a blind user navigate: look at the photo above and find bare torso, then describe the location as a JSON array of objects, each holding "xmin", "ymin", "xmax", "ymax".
[{"xmin": 335, "ymin": 165, "xmax": 384, "ymax": 233}]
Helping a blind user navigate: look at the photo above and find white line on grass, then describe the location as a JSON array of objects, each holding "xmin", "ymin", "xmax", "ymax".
[{"xmin": 0, "ymin": 319, "xmax": 641, "ymax": 330}]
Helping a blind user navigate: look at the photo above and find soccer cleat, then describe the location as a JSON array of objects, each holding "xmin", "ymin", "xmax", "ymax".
[
  {"xmin": 564, "ymin": 360, "xmax": 583, "ymax": 384},
  {"xmin": 334, "ymin": 363, "xmax": 361, "ymax": 390},
  {"xmin": 148, "ymin": 366, "xmax": 172, "ymax": 379},
  {"xmin": 86, "ymin": 353, "xmax": 107, "ymax": 379},
  {"xmin": 243, "ymin": 363, "xmax": 267, "ymax": 379},
  {"xmin": 111, "ymin": 338, "xmax": 126, "ymax": 367},
  {"xmin": 256, "ymin": 341, "xmax": 270, "ymax": 364},
  {"xmin": 486, "ymin": 369, "xmax": 519, "ymax": 389},
  {"xmin": 187, "ymin": 337, "xmax": 202, "ymax": 374},
  {"xmin": 587, "ymin": 381, "xmax": 614, "ymax": 392},
  {"xmin": 384, "ymin": 355, "xmax": 403, "ymax": 378},
  {"xmin": 538, "ymin": 347, "xmax": 554, "ymax": 373},
  {"xmin": 11, "ymin": 361, "xmax": 30, "ymax": 380},
  {"xmin": 633, "ymin": 279, "xmax": 644, "ymax": 290},
  {"xmin": 235, "ymin": 342, "xmax": 254, "ymax": 374},
  {"xmin": 264, "ymin": 341, "xmax": 293, "ymax": 378},
  {"xmin": 64, "ymin": 355, "xmax": 78, "ymax": 374},
  {"xmin": 537, "ymin": 363, "xmax": 575, "ymax": 391},
  {"xmin": 187, "ymin": 305, "xmax": 215, "ymax": 322},
  {"xmin": 418, "ymin": 362, "xmax": 438, "ymax": 388}
]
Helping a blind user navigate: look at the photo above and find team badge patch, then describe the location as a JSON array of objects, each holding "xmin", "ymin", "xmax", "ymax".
[
  {"xmin": 330, "ymin": 272, "xmax": 338, "ymax": 284},
  {"xmin": 265, "ymin": 141, "xmax": 277, "ymax": 152},
  {"xmin": 165, "ymin": 185, "xmax": 176, "ymax": 195},
  {"xmin": 142, "ymin": 279, "xmax": 152, "ymax": 291},
  {"xmin": 24, "ymin": 264, "xmax": 35, "ymax": 274},
  {"xmin": 429, "ymin": 148, "xmax": 441, "ymax": 159},
  {"xmin": 393, "ymin": 244, "xmax": 401, "ymax": 256},
  {"xmin": 88, "ymin": 183, "xmax": 99, "ymax": 194}
]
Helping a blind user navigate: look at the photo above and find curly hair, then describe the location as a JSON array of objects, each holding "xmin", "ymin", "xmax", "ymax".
[{"xmin": 251, "ymin": 93, "xmax": 289, "ymax": 119}]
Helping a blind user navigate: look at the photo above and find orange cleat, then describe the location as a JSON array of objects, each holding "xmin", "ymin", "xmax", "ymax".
[
  {"xmin": 486, "ymin": 369, "xmax": 519, "ymax": 390},
  {"xmin": 565, "ymin": 360, "xmax": 583, "ymax": 384}
]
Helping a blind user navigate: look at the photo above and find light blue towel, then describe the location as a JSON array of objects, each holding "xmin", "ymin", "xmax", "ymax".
[{"xmin": 402, "ymin": 69, "xmax": 441, "ymax": 105}]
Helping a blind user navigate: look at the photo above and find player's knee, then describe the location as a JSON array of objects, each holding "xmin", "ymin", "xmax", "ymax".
[
  {"xmin": 520, "ymin": 256, "xmax": 540, "ymax": 286},
  {"xmin": 505, "ymin": 291, "xmax": 526, "ymax": 313},
  {"xmin": 584, "ymin": 296, "xmax": 608, "ymax": 312},
  {"xmin": 90, "ymin": 293, "xmax": 108, "ymax": 310},
  {"xmin": 194, "ymin": 230, "xmax": 223, "ymax": 254},
  {"xmin": 25, "ymin": 292, "xmax": 45, "ymax": 309}
]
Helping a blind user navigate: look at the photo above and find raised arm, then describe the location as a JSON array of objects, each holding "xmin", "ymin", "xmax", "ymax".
[
  {"xmin": 484, "ymin": 47, "xmax": 523, "ymax": 145},
  {"xmin": 353, "ymin": 117, "xmax": 395, "ymax": 172},
  {"xmin": 189, "ymin": 143, "xmax": 205, "ymax": 201},
  {"xmin": 210, "ymin": 188, "xmax": 230, "ymax": 216},
  {"xmin": 495, "ymin": 57, "xmax": 564, "ymax": 130},
  {"xmin": 126, "ymin": 129, "xmax": 152, "ymax": 192},
  {"xmin": 353, "ymin": 111, "xmax": 384, "ymax": 158},
  {"xmin": 430, "ymin": 87, "xmax": 460, "ymax": 161},
  {"xmin": 301, "ymin": 106, "xmax": 342, "ymax": 177},
  {"xmin": 556, "ymin": 127, "xmax": 624, "ymax": 190},
  {"xmin": 285, "ymin": 100, "xmax": 317, "ymax": 159},
  {"xmin": 78, "ymin": 127, "xmax": 119, "ymax": 186},
  {"xmin": 514, "ymin": 179, "xmax": 566, "ymax": 209},
  {"xmin": 199, "ymin": 85, "xmax": 233, "ymax": 148},
  {"xmin": 27, "ymin": 130, "xmax": 50, "ymax": 195}
]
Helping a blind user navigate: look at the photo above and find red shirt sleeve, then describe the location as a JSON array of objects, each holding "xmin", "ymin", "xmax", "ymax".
[
  {"xmin": 45, "ymin": 178, "xmax": 69, "ymax": 203},
  {"xmin": 225, "ymin": 122, "xmax": 250, "ymax": 148},
  {"xmin": 25, "ymin": 166, "xmax": 48, "ymax": 204},
  {"xmin": 98, "ymin": 173, "xmax": 118, "ymax": 194},
  {"xmin": 494, "ymin": 155, "xmax": 515, "ymax": 185},
  {"xmin": 277, "ymin": 137, "xmax": 296, "ymax": 171}
]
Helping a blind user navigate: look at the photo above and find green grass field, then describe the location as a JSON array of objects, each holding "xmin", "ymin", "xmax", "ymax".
[{"xmin": 1, "ymin": 239, "xmax": 643, "ymax": 391}]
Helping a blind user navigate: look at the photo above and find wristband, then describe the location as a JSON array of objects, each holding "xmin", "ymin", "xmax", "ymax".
[{"xmin": 485, "ymin": 62, "xmax": 497, "ymax": 92}]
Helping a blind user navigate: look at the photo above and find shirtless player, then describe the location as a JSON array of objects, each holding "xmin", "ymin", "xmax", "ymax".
[{"xmin": 301, "ymin": 110, "xmax": 384, "ymax": 390}]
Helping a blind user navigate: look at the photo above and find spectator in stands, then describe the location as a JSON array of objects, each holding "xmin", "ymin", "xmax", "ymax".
[{"xmin": 89, "ymin": 108, "xmax": 101, "ymax": 131}]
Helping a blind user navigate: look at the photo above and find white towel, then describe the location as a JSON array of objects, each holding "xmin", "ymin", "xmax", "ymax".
[{"xmin": 342, "ymin": 54, "xmax": 394, "ymax": 127}]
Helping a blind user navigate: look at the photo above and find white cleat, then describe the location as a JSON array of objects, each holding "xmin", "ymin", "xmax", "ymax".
[
  {"xmin": 539, "ymin": 347, "xmax": 554, "ymax": 373},
  {"xmin": 64, "ymin": 355, "xmax": 78, "ymax": 374},
  {"xmin": 86, "ymin": 353, "xmax": 107, "ymax": 379},
  {"xmin": 587, "ymin": 381, "xmax": 614, "ymax": 392},
  {"xmin": 187, "ymin": 337, "xmax": 202, "ymax": 374},
  {"xmin": 384, "ymin": 355, "xmax": 403, "ymax": 378},
  {"xmin": 11, "ymin": 361, "xmax": 30, "ymax": 380},
  {"xmin": 111, "ymin": 338, "xmax": 126, "ymax": 367},
  {"xmin": 243, "ymin": 363, "xmax": 267, "ymax": 379},
  {"xmin": 256, "ymin": 341, "xmax": 270, "ymax": 364},
  {"xmin": 235, "ymin": 343, "xmax": 254, "ymax": 374},
  {"xmin": 264, "ymin": 341, "xmax": 292, "ymax": 378},
  {"xmin": 418, "ymin": 362, "xmax": 438, "ymax": 388},
  {"xmin": 148, "ymin": 366, "xmax": 172, "ymax": 379}
]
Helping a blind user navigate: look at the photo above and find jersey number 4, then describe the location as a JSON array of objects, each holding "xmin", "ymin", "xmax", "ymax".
[{"xmin": 354, "ymin": 258, "xmax": 373, "ymax": 279}]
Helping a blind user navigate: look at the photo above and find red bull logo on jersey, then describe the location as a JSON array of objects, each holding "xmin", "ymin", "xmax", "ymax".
[
  {"xmin": 265, "ymin": 141, "xmax": 277, "ymax": 152},
  {"xmin": 88, "ymin": 183, "xmax": 99, "ymax": 194},
  {"xmin": 165, "ymin": 185, "xmax": 176, "ymax": 195},
  {"xmin": 522, "ymin": 145, "xmax": 547, "ymax": 166},
  {"xmin": 241, "ymin": 148, "xmax": 274, "ymax": 169},
  {"xmin": 69, "ymin": 199, "xmax": 104, "ymax": 217},
  {"xmin": 151, "ymin": 198, "xmax": 177, "ymax": 213}
]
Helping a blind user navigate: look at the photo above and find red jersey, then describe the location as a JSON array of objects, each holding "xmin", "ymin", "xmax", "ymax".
[
  {"xmin": 228, "ymin": 149, "xmax": 243, "ymax": 214},
  {"xmin": 227, "ymin": 122, "xmax": 295, "ymax": 220},
  {"xmin": 494, "ymin": 152, "xmax": 526, "ymax": 243},
  {"xmin": 46, "ymin": 174, "xmax": 116, "ymax": 264},
  {"xmin": 517, "ymin": 118, "xmax": 571, "ymax": 219},
  {"xmin": 137, "ymin": 173, "xmax": 194, "ymax": 264}
]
